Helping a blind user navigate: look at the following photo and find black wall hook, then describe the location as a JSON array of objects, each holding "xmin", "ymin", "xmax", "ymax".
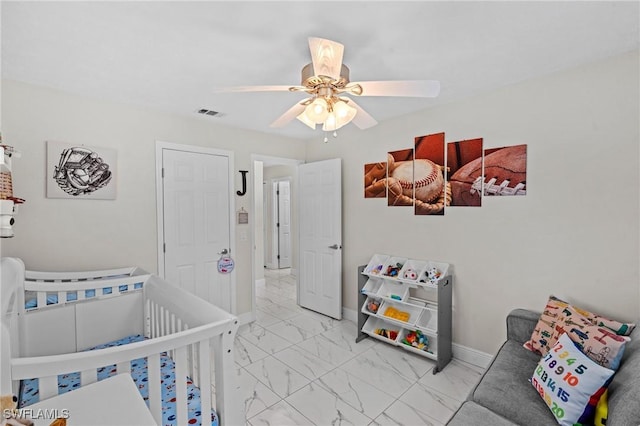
[{"xmin": 237, "ymin": 170, "xmax": 248, "ymax": 196}]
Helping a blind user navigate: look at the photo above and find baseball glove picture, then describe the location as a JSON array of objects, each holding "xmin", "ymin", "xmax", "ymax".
[{"xmin": 47, "ymin": 142, "xmax": 117, "ymax": 199}]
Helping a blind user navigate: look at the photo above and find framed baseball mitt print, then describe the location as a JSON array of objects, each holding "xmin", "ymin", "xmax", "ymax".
[{"xmin": 47, "ymin": 141, "xmax": 117, "ymax": 199}]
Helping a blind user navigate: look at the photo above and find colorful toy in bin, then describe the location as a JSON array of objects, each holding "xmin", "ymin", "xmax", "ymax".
[
  {"xmin": 384, "ymin": 262, "xmax": 403, "ymax": 277},
  {"xmin": 383, "ymin": 306, "xmax": 410, "ymax": 322},
  {"xmin": 374, "ymin": 328, "xmax": 398, "ymax": 340},
  {"xmin": 403, "ymin": 268, "xmax": 418, "ymax": 280},
  {"xmin": 426, "ymin": 267, "xmax": 443, "ymax": 284},
  {"xmin": 370, "ymin": 264, "xmax": 384, "ymax": 275},
  {"xmin": 366, "ymin": 299, "xmax": 380, "ymax": 313},
  {"xmin": 402, "ymin": 330, "xmax": 429, "ymax": 351}
]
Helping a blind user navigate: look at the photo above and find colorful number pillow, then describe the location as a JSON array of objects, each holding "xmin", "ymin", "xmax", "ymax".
[
  {"xmin": 524, "ymin": 295, "xmax": 635, "ymax": 355},
  {"xmin": 530, "ymin": 333, "xmax": 614, "ymax": 426}
]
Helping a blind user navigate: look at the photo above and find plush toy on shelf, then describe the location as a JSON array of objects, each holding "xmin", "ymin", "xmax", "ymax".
[
  {"xmin": 426, "ymin": 267, "xmax": 443, "ymax": 284},
  {"xmin": 403, "ymin": 268, "xmax": 418, "ymax": 280},
  {"xmin": 366, "ymin": 299, "xmax": 380, "ymax": 313}
]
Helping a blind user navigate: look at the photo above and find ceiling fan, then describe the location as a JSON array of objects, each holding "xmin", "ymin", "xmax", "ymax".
[{"xmin": 216, "ymin": 37, "xmax": 440, "ymax": 133}]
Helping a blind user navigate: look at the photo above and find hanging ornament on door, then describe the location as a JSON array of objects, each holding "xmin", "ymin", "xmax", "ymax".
[{"xmin": 217, "ymin": 248, "xmax": 235, "ymax": 274}]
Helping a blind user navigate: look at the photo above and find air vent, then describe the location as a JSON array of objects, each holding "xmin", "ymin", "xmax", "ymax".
[{"xmin": 197, "ymin": 108, "xmax": 221, "ymax": 117}]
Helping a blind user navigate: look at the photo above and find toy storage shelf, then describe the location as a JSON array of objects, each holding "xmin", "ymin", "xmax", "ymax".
[{"xmin": 356, "ymin": 254, "xmax": 453, "ymax": 374}]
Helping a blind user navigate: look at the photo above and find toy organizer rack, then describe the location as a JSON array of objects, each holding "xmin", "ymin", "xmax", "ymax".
[{"xmin": 356, "ymin": 254, "xmax": 453, "ymax": 374}]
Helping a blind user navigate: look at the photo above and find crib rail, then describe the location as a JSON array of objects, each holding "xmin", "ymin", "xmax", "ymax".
[
  {"xmin": 23, "ymin": 267, "xmax": 150, "ymax": 311},
  {"xmin": 13, "ymin": 274, "xmax": 241, "ymax": 426},
  {"xmin": 25, "ymin": 266, "xmax": 147, "ymax": 281},
  {"xmin": 142, "ymin": 275, "xmax": 241, "ymax": 425}
]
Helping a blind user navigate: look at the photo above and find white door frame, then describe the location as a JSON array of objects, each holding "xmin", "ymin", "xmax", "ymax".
[
  {"xmin": 250, "ymin": 154, "xmax": 302, "ymax": 322},
  {"xmin": 155, "ymin": 141, "xmax": 236, "ymax": 312}
]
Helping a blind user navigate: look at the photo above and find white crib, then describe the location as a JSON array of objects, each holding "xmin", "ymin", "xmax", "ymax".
[{"xmin": 0, "ymin": 257, "xmax": 243, "ymax": 426}]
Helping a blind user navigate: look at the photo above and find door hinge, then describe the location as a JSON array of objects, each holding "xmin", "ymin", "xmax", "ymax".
[
  {"xmin": 163, "ymin": 243, "xmax": 166, "ymax": 253},
  {"xmin": 161, "ymin": 168, "xmax": 165, "ymax": 178},
  {"xmin": 277, "ymin": 222, "xmax": 280, "ymax": 227},
  {"xmin": 277, "ymin": 255, "xmax": 280, "ymax": 259}
]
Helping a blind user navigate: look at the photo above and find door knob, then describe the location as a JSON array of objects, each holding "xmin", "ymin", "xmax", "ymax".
[
  {"xmin": 328, "ymin": 244, "xmax": 341, "ymax": 250},
  {"xmin": 218, "ymin": 248, "xmax": 229, "ymax": 255}
]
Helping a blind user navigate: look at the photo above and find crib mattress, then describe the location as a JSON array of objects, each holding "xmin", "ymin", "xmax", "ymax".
[{"xmin": 19, "ymin": 335, "xmax": 218, "ymax": 426}]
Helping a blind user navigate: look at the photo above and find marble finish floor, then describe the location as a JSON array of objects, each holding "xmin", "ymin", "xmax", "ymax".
[{"xmin": 224, "ymin": 268, "xmax": 484, "ymax": 426}]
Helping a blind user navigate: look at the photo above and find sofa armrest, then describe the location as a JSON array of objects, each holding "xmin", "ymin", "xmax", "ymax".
[{"xmin": 506, "ymin": 309, "xmax": 541, "ymax": 344}]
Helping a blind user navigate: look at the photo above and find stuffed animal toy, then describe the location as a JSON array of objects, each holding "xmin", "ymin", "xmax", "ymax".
[
  {"xmin": 0, "ymin": 395, "xmax": 33, "ymax": 426},
  {"xmin": 403, "ymin": 268, "xmax": 418, "ymax": 280},
  {"xmin": 426, "ymin": 267, "xmax": 442, "ymax": 284}
]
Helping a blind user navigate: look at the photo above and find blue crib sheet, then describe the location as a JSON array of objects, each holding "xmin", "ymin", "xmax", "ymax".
[
  {"xmin": 24, "ymin": 283, "xmax": 144, "ymax": 309},
  {"xmin": 19, "ymin": 335, "xmax": 218, "ymax": 426}
]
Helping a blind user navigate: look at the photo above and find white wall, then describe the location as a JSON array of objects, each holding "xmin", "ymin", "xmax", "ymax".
[
  {"xmin": 2, "ymin": 51, "xmax": 638, "ymax": 355},
  {"xmin": 306, "ymin": 51, "xmax": 640, "ymax": 354},
  {"xmin": 0, "ymin": 79, "xmax": 306, "ymax": 315}
]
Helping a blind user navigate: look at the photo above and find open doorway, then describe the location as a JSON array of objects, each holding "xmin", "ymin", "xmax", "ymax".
[
  {"xmin": 265, "ymin": 178, "xmax": 291, "ymax": 270},
  {"xmin": 251, "ymin": 155, "xmax": 302, "ymax": 322}
]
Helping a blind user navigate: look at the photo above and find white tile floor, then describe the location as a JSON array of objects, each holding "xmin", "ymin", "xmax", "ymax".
[{"xmin": 229, "ymin": 268, "xmax": 484, "ymax": 426}]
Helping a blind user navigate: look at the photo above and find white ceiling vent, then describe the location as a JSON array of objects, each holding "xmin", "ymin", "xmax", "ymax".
[{"xmin": 197, "ymin": 108, "xmax": 222, "ymax": 117}]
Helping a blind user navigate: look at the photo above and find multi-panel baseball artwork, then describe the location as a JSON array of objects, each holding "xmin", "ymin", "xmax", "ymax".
[{"xmin": 363, "ymin": 132, "xmax": 527, "ymax": 215}]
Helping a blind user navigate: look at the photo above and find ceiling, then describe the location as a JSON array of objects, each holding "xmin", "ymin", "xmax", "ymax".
[{"xmin": 2, "ymin": 1, "xmax": 638, "ymax": 140}]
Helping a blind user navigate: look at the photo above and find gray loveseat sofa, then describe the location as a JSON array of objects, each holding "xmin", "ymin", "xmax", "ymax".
[{"xmin": 447, "ymin": 309, "xmax": 640, "ymax": 425}]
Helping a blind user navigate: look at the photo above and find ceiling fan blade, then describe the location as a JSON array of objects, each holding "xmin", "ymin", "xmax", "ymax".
[
  {"xmin": 346, "ymin": 99, "xmax": 378, "ymax": 129},
  {"xmin": 269, "ymin": 100, "xmax": 310, "ymax": 128},
  {"xmin": 308, "ymin": 37, "xmax": 344, "ymax": 81},
  {"xmin": 349, "ymin": 80, "xmax": 441, "ymax": 98},
  {"xmin": 213, "ymin": 85, "xmax": 298, "ymax": 93}
]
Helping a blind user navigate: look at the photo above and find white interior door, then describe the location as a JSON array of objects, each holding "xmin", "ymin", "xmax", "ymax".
[
  {"xmin": 298, "ymin": 159, "xmax": 342, "ymax": 319},
  {"xmin": 278, "ymin": 180, "xmax": 292, "ymax": 269},
  {"xmin": 158, "ymin": 145, "xmax": 234, "ymax": 313}
]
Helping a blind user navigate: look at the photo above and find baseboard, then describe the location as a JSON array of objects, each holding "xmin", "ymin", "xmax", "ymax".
[
  {"xmin": 342, "ymin": 306, "xmax": 358, "ymax": 323},
  {"xmin": 290, "ymin": 268, "xmax": 298, "ymax": 277},
  {"xmin": 452, "ymin": 342, "xmax": 493, "ymax": 368},
  {"xmin": 237, "ymin": 311, "xmax": 255, "ymax": 326}
]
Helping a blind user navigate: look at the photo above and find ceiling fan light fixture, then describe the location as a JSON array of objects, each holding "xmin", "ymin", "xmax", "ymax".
[
  {"xmin": 296, "ymin": 111, "xmax": 317, "ymax": 129},
  {"xmin": 333, "ymin": 99, "xmax": 357, "ymax": 121},
  {"xmin": 305, "ymin": 97, "xmax": 329, "ymax": 123},
  {"xmin": 322, "ymin": 112, "xmax": 338, "ymax": 131}
]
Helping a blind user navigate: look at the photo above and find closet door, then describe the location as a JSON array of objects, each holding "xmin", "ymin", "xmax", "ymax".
[{"xmin": 158, "ymin": 143, "xmax": 235, "ymax": 314}]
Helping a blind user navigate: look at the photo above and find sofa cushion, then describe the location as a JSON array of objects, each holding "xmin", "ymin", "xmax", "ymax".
[
  {"xmin": 607, "ymin": 329, "xmax": 640, "ymax": 425},
  {"xmin": 470, "ymin": 339, "xmax": 558, "ymax": 425},
  {"xmin": 447, "ymin": 401, "xmax": 516, "ymax": 426}
]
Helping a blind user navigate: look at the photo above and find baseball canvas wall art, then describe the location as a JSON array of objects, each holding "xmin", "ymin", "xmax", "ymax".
[
  {"xmin": 482, "ymin": 144, "xmax": 527, "ymax": 196},
  {"xmin": 47, "ymin": 141, "xmax": 117, "ymax": 199},
  {"xmin": 364, "ymin": 162, "xmax": 387, "ymax": 198},
  {"xmin": 414, "ymin": 133, "xmax": 449, "ymax": 215},
  {"xmin": 387, "ymin": 148, "xmax": 415, "ymax": 207},
  {"xmin": 447, "ymin": 138, "xmax": 484, "ymax": 207}
]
